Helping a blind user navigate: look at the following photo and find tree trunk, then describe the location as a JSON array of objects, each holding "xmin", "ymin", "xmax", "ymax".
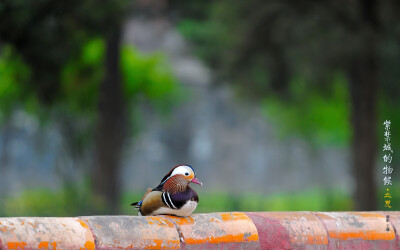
[
  {"xmin": 92, "ymin": 27, "xmax": 126, "ymax": 214},
  {"xmin": 348, "ymin": 30, "xmax": 378, "ymax": 211},
  {"xmin": 0, "ymin": 116, "xmax": 11, "ymax": 170},
  {"xmin": 346, "ymin": 0, "xmax": 380, "ymax": 211}
]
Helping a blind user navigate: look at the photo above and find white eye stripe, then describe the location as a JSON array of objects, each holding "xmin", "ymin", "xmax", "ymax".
[
  {"xmin": 161, "ymin": 165, "xmax": 195, "ymax": 185},
  {"xmin": 171, "ymin": 165, "xmax": 194, "ymax": 177}
]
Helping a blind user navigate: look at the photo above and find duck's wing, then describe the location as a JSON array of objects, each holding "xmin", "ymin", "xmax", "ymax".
[{"xmin": 130, "ymin": 188, "xmax": 152, "ymax": 209}]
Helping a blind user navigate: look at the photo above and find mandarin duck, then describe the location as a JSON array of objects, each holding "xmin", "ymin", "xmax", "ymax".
[{"xmin": 131, "ymin": 164, "xmax": 202, "ymax": 217}]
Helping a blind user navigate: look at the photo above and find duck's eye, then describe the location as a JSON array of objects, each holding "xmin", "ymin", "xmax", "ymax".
[{"xmin": 185, "ymin": 172, "xmax": 189, "ymax": 176}]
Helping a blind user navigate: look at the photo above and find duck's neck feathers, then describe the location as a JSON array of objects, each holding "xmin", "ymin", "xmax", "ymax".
[{"xmin": 162, "ymin": 175, "xmax": 190, "ymax": 194}]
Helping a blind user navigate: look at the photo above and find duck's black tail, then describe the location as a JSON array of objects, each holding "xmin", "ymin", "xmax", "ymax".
[{"xmin": 130, "ymin": 200, "xmax": 142, "ymax": 209}]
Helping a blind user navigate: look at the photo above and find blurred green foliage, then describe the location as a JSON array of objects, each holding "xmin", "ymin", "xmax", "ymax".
[
  {"xmin": 120, "ymin": 46, "xmax": 183, "ymax": 113},
  {"xmin": 2, "ymin": 188, "xmax": 91, "ymax": 217},
  {"xmin": 60, "ymin": 39, "xmax": 105, "ymax": 115},
  {"xmin": 0, "ymin": 0, "xmax": 130, "ymax": 103},
  {"xmin": 4, "ymin": 185, "xmax": 400, "ymax": 216},
  {"xmin": 193, "ymin": 190, "xmax": 353, "ymax": 212},
  {"xmin": 0, "ymin": 46, "xmax": 31, "ymax": 120},
  {"xmin": 0, "ymin": 37, "xmax": 182, "ymax": 135},
  {"xmin": 60, "ymin": 38, "xmax": 182, "ymax": 116},
  {"xmin": 263, "ymin": 73, "xmax": 351, "ymax": 146}
]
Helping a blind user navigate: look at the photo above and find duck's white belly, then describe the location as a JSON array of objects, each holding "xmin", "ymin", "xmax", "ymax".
[{"xmin": 152, "ymin": 200, "xmax": 198, "ymax": 217}]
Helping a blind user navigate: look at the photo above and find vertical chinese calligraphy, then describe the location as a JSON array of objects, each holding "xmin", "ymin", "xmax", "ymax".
[{"xmin": 383, "ymin": 120, "xmax": 393, "ymax": 231}]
